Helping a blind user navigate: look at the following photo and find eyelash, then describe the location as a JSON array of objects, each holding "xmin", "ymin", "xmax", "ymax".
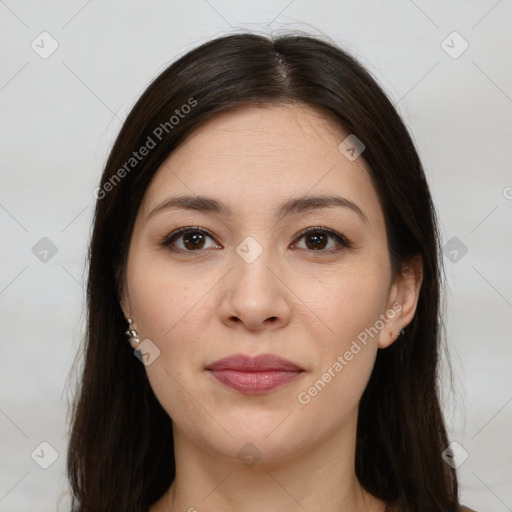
[{"xmin": 160, "ymin": 226, "xmax": 353, "ymax": 254}]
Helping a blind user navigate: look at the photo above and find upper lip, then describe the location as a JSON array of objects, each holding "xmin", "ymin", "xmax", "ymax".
[{"xmin": 206, "ymin": 354, "xmax": 304, "ymax": 372}]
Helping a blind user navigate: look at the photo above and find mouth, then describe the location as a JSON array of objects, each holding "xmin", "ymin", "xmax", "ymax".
[{"xmin": 205, "ymin": 353, "xmax": 306, "ymax": 394}]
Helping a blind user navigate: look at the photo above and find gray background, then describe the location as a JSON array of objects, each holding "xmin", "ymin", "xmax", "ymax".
[{"xmin": 1, "ymin": 1, "xmax": 511, "ymax": 510}]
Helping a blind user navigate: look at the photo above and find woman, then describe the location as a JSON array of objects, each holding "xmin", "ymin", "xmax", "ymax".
[{"xmin": 66, "ymin": 33, "xmax": 476, "ymax": 512}]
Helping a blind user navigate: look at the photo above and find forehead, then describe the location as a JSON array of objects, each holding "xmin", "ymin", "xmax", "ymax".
[
  {"xmin": 140, "ymin": 103, "xmax": 384, "ymax": 232},
  {"xmin": 170, "ymin": 102, "xmax": 347, "ymax": 163}
]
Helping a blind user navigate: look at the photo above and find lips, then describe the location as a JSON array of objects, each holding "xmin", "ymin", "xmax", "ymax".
[{"xmin": 206, "ymin": 354, "xmax": 305, "ymax": 394}]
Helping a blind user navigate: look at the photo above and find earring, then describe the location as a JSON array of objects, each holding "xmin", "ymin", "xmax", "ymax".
[
  {"xmin": 125, "ymin": 318, "xmax": 140, "ymax": 346},
  {"xmin": 399, "ymin": 328, "xmax": 405, "ymax": 337}
]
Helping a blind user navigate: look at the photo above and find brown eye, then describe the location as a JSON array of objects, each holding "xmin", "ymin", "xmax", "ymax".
[
  {"xmin": 161, "ymin": 228, "xmax": 219, "ymax": 252},
  {"xmin": 182, "ymin": 231, "xmax": 206, "ymax": 250},
  {"xmin": 304, "ymin": 231, "xmax": 328, "ymax": 250},
  {"xmin": 293, "ymin": 227, "xmax": 352, "ymax": 252}
]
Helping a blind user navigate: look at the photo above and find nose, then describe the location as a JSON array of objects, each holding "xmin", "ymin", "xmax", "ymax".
[{"xmin": 218, "ymin": 248, "xmax": 292, "ymax": 333}]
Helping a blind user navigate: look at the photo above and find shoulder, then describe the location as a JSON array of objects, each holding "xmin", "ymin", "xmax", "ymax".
[{"xmin": 387, "ymin": 504, "xmax": 478, "ymax": 512}]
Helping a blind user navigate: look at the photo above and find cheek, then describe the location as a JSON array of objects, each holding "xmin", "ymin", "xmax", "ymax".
[
  {"xmin": 126, "ymin": 253, "xmax": 214, "ymax": 396},
  {"xmin": 127, "ymin": 262, "xmax": 209, "ymax": 425},
  {"xmin": 295, "ymin": 345, "xmax": 376, "ymax": 434},
  {"xmin": 291, "ymin": 266, "xmax": 389, "ymax": 410},
  {"xmin": 126, "ymin": 252, "xmax": 207, "ymax": 342},
  {"xmin": 299, "ymin": 262, "xmax": 391, "ymax": 345}
]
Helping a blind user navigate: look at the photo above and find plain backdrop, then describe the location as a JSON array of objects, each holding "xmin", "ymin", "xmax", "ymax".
[{"xmin": 1, "ymin": 1, "xmax": 511, "ymax": 511}]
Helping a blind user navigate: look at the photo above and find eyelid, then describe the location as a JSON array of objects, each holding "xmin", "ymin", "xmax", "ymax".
[{"xmin": 160, "ymin": 226, "xmax": 220, "ymax": 248}]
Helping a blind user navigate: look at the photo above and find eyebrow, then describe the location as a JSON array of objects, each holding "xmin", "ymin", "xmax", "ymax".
[{"xmin": 146, "ymin": 193, "xmax": 370, "ymax": 226}]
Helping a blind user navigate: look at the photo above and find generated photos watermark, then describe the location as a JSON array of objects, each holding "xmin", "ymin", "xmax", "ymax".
[
  {"xmin": 297, "ymin": 302, "xmax": 402, "ymax": 405},
  {"xmin": 93, "ymin": 97, "xmax": 197, "ymax": 200}
]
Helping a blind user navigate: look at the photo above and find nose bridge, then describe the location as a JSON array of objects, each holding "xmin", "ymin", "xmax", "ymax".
[
  {"xmin": 232, "ymin": 234, "xmax": 279, "ymax": 293},
  {"xmin": 235, "ymin": 234, "xmax": 268, "ymax": 267}
]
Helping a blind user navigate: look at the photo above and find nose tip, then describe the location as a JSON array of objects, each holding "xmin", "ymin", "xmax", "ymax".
[{"xmin": 220, "ymin": 260, "xmax": 292, "ymax": 332}]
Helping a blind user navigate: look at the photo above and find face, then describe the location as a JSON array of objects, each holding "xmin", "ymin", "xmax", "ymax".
[{"xmin": 120, "ymin": 103, "xmax": 420, "ymax": 466}]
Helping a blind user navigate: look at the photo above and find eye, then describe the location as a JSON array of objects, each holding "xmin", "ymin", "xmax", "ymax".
[
  {"xmin": 292, "ymin": 227, "xmax": 353, "ymax": 253},
  {"xmin": 161, "ymin": 226, "xmax": 353, "ymax": 254},
  {"xmin": 161, "ymin": 227, "xmax": 219, "ymax": 252}
]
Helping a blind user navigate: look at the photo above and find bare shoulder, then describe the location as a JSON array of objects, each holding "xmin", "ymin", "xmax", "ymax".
[{"xmin": 387, "ymin": 504, "xmax": 478, "ymax": 512}]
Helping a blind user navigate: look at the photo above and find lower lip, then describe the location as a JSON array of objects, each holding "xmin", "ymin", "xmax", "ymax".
[{"xmin": 208, "ymin": 369, "xmax": 303, "ymax": 394}]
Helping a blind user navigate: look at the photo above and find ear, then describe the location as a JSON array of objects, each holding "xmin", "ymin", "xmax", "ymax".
[{"xmin": 378, "ymin": 254, "xmax": 423, "ymax": 349}]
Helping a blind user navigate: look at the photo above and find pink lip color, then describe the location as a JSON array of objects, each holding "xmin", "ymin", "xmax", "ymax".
[{"xmin": 206, "ymin": 354, "xmax": 304, "ymax": 394}]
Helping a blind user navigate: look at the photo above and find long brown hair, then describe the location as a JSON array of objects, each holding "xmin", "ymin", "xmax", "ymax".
[{"xmin": 65, "ymin": 32, "xmax": 459, "ymax": 511}]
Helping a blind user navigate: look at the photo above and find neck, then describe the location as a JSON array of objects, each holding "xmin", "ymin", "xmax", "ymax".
[{"xmin": 150, "ymin": 414, "xmax": 387, "ymax": 512}]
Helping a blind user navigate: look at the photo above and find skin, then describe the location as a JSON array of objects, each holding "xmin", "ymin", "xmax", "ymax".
[{"xmin": 120, "ymin": 103, "xmax": 423, "ymax": 512}]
